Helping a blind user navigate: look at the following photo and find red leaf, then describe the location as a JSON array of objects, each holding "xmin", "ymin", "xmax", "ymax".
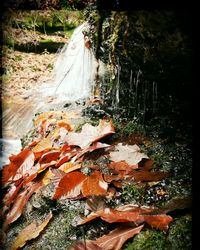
[
  {"xmin": 2, "ymin": 149, "xmax": 34, "ymax": 185},
  {"xmin": 4, "ymin": 180, "xmax": 43, "ymax": 226},
  {"xmin": 64, "ymin": 119, "xmax": 115, "ymax": 149},
  {"xmin": 68, "ymin": 225, "xmax": 144, "ymax": 250},
  {"xmin": 3, "ymin": 180, "xmax": 24, "ymax": 207},
  {"xmin": 78, "ymin": 204, "xmax": 173, "ymax": 231},
  {"xmin": 82, "ymin": 171, "xmax": 108, "ymax": 197},
  {"xmin": 52, "ymin": 171, "xmax": 87, "ymax": 199},
  {"xmin": 38, "ymin": 150, "xmax": 61, "ymax": 164},
  {"xmin": 142, "ymin": 214, "xmax": 173, "ymax": 231},
  {"xmin": 56, "ymin": 148, "xmax": 80, "ymax": 167}
]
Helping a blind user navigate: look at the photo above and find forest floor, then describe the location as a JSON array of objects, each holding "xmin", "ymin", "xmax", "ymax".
[{"xmin": 1, "ymin": 10, "xmax": 192, "ymax": 250}]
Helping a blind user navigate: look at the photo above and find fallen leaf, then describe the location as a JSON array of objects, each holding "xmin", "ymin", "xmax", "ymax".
[
  {"xmin": 11, "ymin": 211, "xmax": 53, "ymax": 250},
  {"xmin": 32, "ymin": 138, "xmax": 52, "ymax": 153},
  {"xmin": 142, "ymin": 214, "xmax": 173, "ymax": 231},
  {"xmin": 139, "ymin": 159, "xmax": 154, "ymax": 170},
  {"xmin": 2, "ymin": 149, "xmax": 35, "ymax": 185},
  {"xmin": 68, "ymin": 224, "xmax": 144, "ymax": 250},
  {"xmin": 108, "ymin": 161, "xmax": 138, "ymax": 175},
  {"xmin": 82, "ymin": 171, "xmax": 108, "ymax": 197},
  {"xmin": 64, "ymin": 119, "xmax": 115, "ymax": 149},
  {"xmin": 4, "ymin": 180, "xmax": 43, "ymax": 226},
  {"xmin": 58, "ymin": 162, "xmax": 81, "ymax": 173},
  {"xmin": 109, "ymin": 143, "xmax": 149, "ymax": 165},
  {"xmin": 57, "ymin": 120, "xmax": 73, "ymax": 131},
  {"xmin": 74, "ymin": 142, "xmax": 110, "ymax": 161},
  {"xmin": 129, "ymin": 170, "xmax": 170, "ymax": 182},
  {"xmin": 52, "ymin": 171, "xmax": 87, "ymax": 199},
  {"xmin": 38, "ymin": 150, "xmax": 61, "ymax": 164},
  {"xmin": 78, "ymin": 204, "xmax": 173, "ymax": 231}
]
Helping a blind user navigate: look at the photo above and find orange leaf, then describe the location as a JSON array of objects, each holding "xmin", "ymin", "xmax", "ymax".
[
  {"xmin": 68, "ymin": 225, "xmax": 144, "ymax": 250},
  {"xmin": 2, "ymin": 149, "xmax": 34, "ymax": 185},
  {"xmin": 52, "ymin": 171, "xmax": 87, "ymax": 199},
  {"xmin": 78, "ymin": 204, "xmax": 173, "ymax": 231},
  {"xmin": 142, "ymin": 214, "xmax": 173, "ymax": 231},
  {"xmin": 38, "ymin": 150, "xmax": 61, "ymax": 164},
  {"xmin": 4, "ymin": 180, "xmax": 43, "ymax": 226},
  {"xmin": 82, "ymin": 171, "xmax": 108, "ymax": 197},
  {"xmin": 11, "ymin": 211, "xmax": 53, "ymax": 250},
  {"xmin": 57, "ymin": 120, "xmax": 73, "ymax": 131}
]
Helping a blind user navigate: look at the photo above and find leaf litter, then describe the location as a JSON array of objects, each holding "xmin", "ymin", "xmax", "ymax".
[{"xmin": 1, "ymin": 114, "xmax": 190, "ymax": 249}]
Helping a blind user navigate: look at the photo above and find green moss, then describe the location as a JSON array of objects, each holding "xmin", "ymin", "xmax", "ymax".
[
  {"xmin": 124, "ymin": 229, "xmax": 169, "ymax": 250},
  {"xmin": 167, "ymin": 216, "xmax": 192, "ymax": 250},
  {"xmin": 121, "ymin": 182, "xmax": 144, "ymax": 204}
]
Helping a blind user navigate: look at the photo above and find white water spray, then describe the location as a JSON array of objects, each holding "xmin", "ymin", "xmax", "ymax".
[{"xmin": 38, "ymin": 22, "xmax": 105, "ymax": 102}]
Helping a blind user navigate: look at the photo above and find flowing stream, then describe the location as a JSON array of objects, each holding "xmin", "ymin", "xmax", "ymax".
[{"xmin": 1, "ymin": 23, "xmax": 105, "ymax": 168}]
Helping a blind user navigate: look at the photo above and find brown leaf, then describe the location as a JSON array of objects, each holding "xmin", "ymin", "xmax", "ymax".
[
  {"xmin": 11, "ymin": 211, "xmax": 53, "ymax": 250},
  {"xmin": 52, "ymin": 171, "xmax": 87, "ymax": 199},
  {"xmin": 64, "ymin": 119, "xmax": 115, "ymax": 149},
  {"xmin": 78, "ymin": 205, "xmax": 173, "ymax": 231},
  {"xmin": 2, "ymin": 149, "xmax": 35, "ymax": 185},
  {"xmin": 82, "ymin": 171, "xmax": 108, "ymax": 197},
  {"xmin": 108, "ymin": 161, "xmax": 138, "ymax": 174},
  {"xmin": 139, "ymin": 159, "xmax": 154, "ymax": 170},
  {"xmin": 130, "ymin": 170, "xmax": 170, "ymax": 182},
  {"xmin": 38, "ymin": 150, "xmax": 61, "ymax": 164},
  {"xmin": 68, "ymin": 225, "xmax": 144, "ymax": 250},
  {"xmin": 142, "ymin": 214, "xmax": 173, "ymax": 231},
  {"xmin": 3, "ymin": 180, "xmax": 24, "ymax": 207},
  {"xmin": 4, "ymin": 180, "xmax": 43, "ymax": 226}
]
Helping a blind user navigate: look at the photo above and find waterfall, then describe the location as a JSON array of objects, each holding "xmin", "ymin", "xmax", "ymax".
[
  {"xmin": 1, "ymin": 23, "xmax": 106, "ymax": 167},
  {"xmin": 38, "ymin": 22, "xmax": 105, "ymax": 102}
]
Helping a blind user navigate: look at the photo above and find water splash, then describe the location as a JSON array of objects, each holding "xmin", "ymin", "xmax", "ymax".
[{"xmin": 37, "ymin": 23, "xmax": 105, "ymax": 103}]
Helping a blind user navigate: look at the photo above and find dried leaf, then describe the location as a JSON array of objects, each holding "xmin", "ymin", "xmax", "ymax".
[
  {"xmin": 82, "ymin": 171, "xmax": 108, "ymax": 197},
  {"xmin": 58, "ymin": 162, "xmax": 81, "ymax": 173},
  {"xmin": 109, "ymin": 143, "xmax": 149, "ymax": 165},
  {"xmin": 68, "ymin": 225, "xmax": 144, "ymax": 250},
  {"xmin": 5, "ymin": 181, "xmax": 43, "ymax": 226},
  {"xmin": 142, "ymin": 214, "xmax": 173, "ymax": 231},
  {"xmin": 2, "ymin": 149, "xmax": 34, "ymax": 185},
  {"xmin": 108, "ymin": 161, "xmax": 138, "ymax": 175},
  {"xmin": 53, "ymin": 171, "xmax": 87, "ymax": 199},
  {"xmin": 64, "ymin": 119, "xmax": 115, "ymax": 149},
  {"xmin": 57, "ymin": 120, "xmax": 73, "ymax": 131},
  {"xmin": 130, "ymin": 170, "xmax": 170, "ymax": 182},
  {"xmin": 38, "ymin": 150, "xmax": 61, "ymax": 164},
  {"xmin": 74, "ymin": 142, "xmax": 110, "ymax": 161},
  {"xmin": 11, "ymin": 211, "xmax": 53, "ymax": 250},
  {"xmin": 78, "ymin": 205, "xmax": 173, "ymax": 231},
  {"xmin": 32, "ymin": 138, "xmax": 52, "ymax": 153}
]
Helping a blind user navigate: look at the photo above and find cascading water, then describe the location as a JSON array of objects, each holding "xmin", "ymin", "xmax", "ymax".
[
  {"xmin": 1, "ymin": 22, "xmax": 105, "ymax": 167},
  {"xmin": 35, "ymin": 22, "xmax": 105, "ymax": 103}
]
